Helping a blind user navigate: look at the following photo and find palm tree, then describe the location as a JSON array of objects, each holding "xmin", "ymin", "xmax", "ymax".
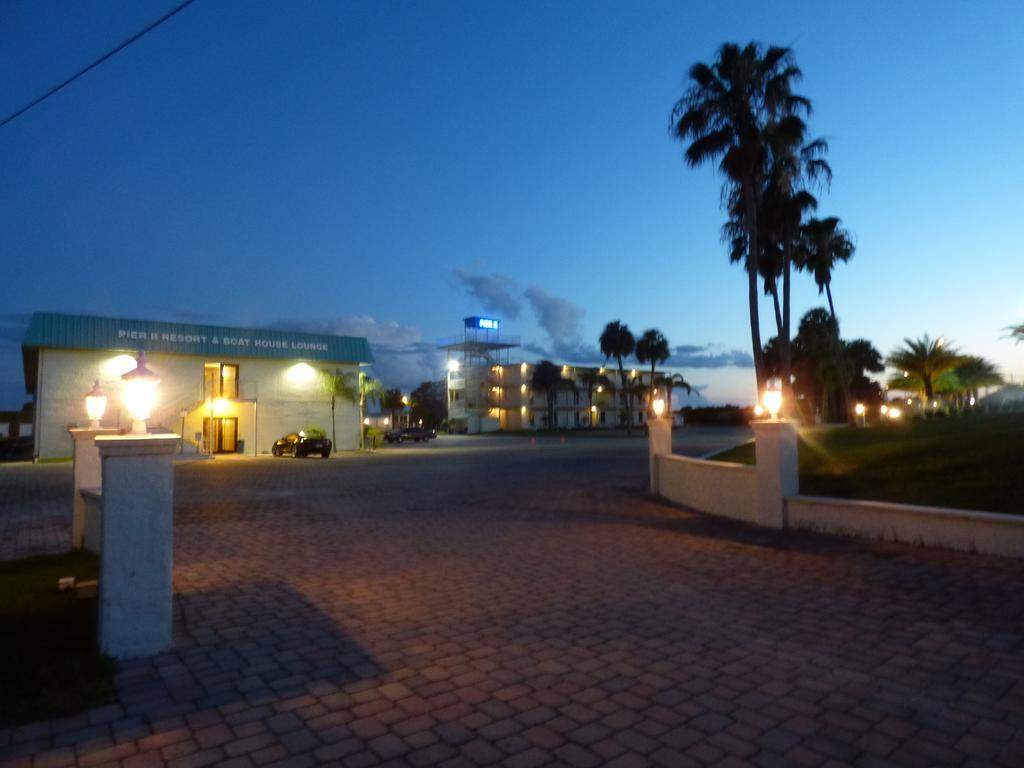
[
  {"xmin": 635, "ymin": 329, "xmax": 670, "ymax": 413},
  {"xmin": 599, "ymin": 321, "xmax": 636, "ymax": 435},
  {"xmin": 797, "ymin": 216, "xmax": 854, "ymax": 320},
  {"xmin": 381, "ymin": 388, "xmax": 405, "ymax": 428},
  {"xmin": 950, "ymin": 356, "xmax": 1003, "ymax": 404},
  {"xmin": 530, "ymin": 361, "xmax": 562, "ymax": 429},
  {"xmin": 760, "ymin": 124, "xmax": 830, "ymax": 411},
  {"xmin": 672, "ymin": 42, "xmax": 811, "ymax": 393},
  {"xmin": 358, "ymin": 373, "xmax": 384, "ymax": 449},
  {"xmin": 1008, "ymin": 323, "xmax": 1024, "ymax": 343},
  {"xmin": 579, "ymin": 367, "xmax": 601, "ymax": 428},
  {"xmin": 321, "ymin": 369, "xmax": 359, "ymax": 448},
  {"xmin": 886, "ymin": 336, "xmax": 962, "ymax": 402},
  {"xmin": 656, "ymin": 373, "xmax": 696, "ymax": 419}
]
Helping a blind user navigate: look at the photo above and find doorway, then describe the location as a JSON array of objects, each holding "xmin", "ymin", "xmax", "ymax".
[{"xmin": 203, "ymin": 417, "xmax": 238, "ymax": 453}]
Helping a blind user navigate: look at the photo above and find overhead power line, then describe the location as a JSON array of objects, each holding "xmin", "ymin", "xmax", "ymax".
[{"xmin": 0, "ymin": 0, "xmax": 198, "ymax": 130}]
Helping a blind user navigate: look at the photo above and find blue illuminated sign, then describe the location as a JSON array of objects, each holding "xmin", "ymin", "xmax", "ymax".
[{"xmin": 477, "ymin": 318, "xmax": 499, "ymax": 330}]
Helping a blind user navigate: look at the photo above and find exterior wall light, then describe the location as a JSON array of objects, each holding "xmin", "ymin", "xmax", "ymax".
[
  {"xmin": 448, "ymin": 359, "xmax": 460, "ymax": 372},
  {"xmin": 652, "ymin": 398, "xmax": 666, "ymax": 418},
  {"xmin": 969, "ymin": 396, "xmax": 976, "ymax": 406},
  {"xmin": 285, "ymin": 362, "xmax": 316, "ymax": 384},
  {"xmin": 363, "ymin": 417, "xmax": 370, "ymax": 425},
  {"xmin": 888, "ymin": 407, "xmax": 902, "ymax": 419},
  {"xmin": 85, "ymin": 380, "xmax": 108, "ymax": 428},
  {"xmin": 122, "ymin": 352, "xmax": 159, "ymax": 435},
  {"xmin": 753, "ymin": 404, "xmax": 765, "ymax": 418}
]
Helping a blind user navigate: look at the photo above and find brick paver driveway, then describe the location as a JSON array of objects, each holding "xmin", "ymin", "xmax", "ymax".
[{"xmin": 2, "ymin": 432, "xmax": 1023, "ymax": 767}]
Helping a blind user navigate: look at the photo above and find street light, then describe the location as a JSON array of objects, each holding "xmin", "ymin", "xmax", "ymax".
[
  {"xmin": 84, "ymin": 380, "xmax": 107, "ymax": 428},
  {"xmin": 854, "ymin": 402, "xmax": 866, "ymax": 427},
  {"xmin": 122, "ymin": 353, "xmax": 159, "ymax": 435}
]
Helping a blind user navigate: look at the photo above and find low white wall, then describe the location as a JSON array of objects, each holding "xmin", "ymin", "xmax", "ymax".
[
  {"xmin": 656, "ymin": 454, "xmax": 758, "ymax": 524},
  {"xmin": 786, "ymin": 495, "xmax": 1024, "ymax": 559}
]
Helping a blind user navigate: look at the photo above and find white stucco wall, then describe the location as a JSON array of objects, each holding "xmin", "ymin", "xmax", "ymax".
[
  {"xmin": 34, "ymin": 348, "xmax": 361, "ymax": 458},
  {"xmin": 655, "ymin": 453, "xmax": 759, "ymax": 524},
  {"xmin": 786, "ymin": 495, "xmax": 1024, "ymax": 559}
]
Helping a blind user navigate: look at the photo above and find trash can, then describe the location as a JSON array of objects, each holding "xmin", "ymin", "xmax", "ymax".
[{"xmin": 237, "ymin": 439, "xmax": 245, "ymax": 455}]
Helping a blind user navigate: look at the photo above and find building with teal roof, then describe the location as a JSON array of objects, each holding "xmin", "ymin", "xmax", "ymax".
[{"xmin": 22, "ymin": 313, "xmax": 373, "ymax": 459}]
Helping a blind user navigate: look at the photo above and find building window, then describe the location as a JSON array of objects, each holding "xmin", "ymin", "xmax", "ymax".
[
  {"xmin": 573, "ymin": 391, "xmax": 579, "ymax": 404},
  {"xmin": 574, "ymin": 411, "xmax": 580, "ymax": 426},
  {"xmin": 599, "ymin": 411, "xmax": 606, "ymax": 425},
  {"xmin": 205, "ymin": 363, "xmax": 239, "ymax": 399},
  {"xmin": 638, "ymin": 411, "xmax": 644, "ymax": 424}
]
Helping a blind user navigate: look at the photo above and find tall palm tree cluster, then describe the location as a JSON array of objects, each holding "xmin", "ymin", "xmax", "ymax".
[
  {"xmin": 672, "ymin": 42, "xmax": 854, "ymax": 411},
  {"xmin": 764, "ymin": 309, "xmax": 883, "ymax": 423},
  {"xmin": 598, "ymin": 321, "xmax": 694, "ymax": 434},
  {"xmin": 886, "ymin": 336, "xmax": 1003, "ymax": 408}
]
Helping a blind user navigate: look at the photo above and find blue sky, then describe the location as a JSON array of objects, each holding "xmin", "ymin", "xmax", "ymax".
[{"xmin": 2, "ymin": 0, "xmax": 1023, "ymax": 409}]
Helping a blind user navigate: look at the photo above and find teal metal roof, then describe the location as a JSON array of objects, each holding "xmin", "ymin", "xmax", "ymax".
[{"xmin": 22, "ymin": 312, "xmax": 373, "ymax": 364}]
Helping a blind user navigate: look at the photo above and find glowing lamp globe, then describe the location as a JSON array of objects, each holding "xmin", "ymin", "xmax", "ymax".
[
  {"xmin": 854, "ymin": 403, "xmax": 866, "ymax": 416},
  {"xmin": 652, "ymin": 398, "xmax": 666, "ymax": 418},
  {"xmin": 762, "ymin": 387, "xmax": 783, "ymax": 420},
  {"xmin": 84, "ymin": 380, "xmax": 107, "ymax": 428},
  {"xmin": 122, "ymin": 352, "xmax": 160, "ymax": 435},
  {"xmin": 880, "ymin": 404, "xmax": 889, "ymax": 416},
  {"xmin": 753, "ymin": 404, "xmax": 765, "ymax": 418}
]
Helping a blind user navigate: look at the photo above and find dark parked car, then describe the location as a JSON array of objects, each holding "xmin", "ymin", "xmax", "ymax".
[
  {"xmin": 384, "ymin": 427, "xmax": 436, "ymax": 443},
  {"xmin": 272, "ymin": 432, "xmax": 332, "ymax": 457}
]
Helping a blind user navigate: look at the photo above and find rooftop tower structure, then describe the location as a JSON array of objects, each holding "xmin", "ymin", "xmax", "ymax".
[{"xmin": 438, "ymin": 317, "xmax": 519, "ymax": 433}]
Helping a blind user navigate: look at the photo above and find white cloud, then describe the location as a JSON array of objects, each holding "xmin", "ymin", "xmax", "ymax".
[
  {"xmin": 454, "ymin": 270, "xmax": 522, "ymax": 319},
  {"xmin": 524, "ymin": 285, "xmax": 586, "ymax": 344}
]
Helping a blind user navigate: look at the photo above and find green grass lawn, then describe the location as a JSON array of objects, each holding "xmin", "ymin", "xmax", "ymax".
[
  {"xmin": 710, "ymin": 413, "xmax": 1024, "ymax": 515},
  {"xmin": 0, "ymin": 551, "xmax": 115, "ymax": 726}
]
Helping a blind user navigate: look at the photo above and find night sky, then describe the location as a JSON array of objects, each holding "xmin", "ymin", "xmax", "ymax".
[{"xmin": 2, "ymin": 0, "xmax": 1022, "ymax": 409}]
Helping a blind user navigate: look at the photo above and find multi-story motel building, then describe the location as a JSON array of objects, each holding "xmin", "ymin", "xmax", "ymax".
[
  {"xmin": 21, "ymin": 312, "xmax": 373, "ymax": 459},
  {"xmin": 440, "ymin": 317, "xmax": 663, "ymax": 433}
]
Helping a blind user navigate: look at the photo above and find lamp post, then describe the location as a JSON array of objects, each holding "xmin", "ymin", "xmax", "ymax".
[
  {"xmin": 854, "ymin": 402, "xmax": 866, "ymax": 427},
  {"xmin": 84, "ymin": 380, "xmax": 107, "ymax": 428},
  {"xmin": 121, "ymin": 352, "xmax": 159, "ymax": 435},
  {"xmin": 751, "ymin": 378, "xmax": 797, "ymax": 528},
  {"xmin": 646, "ymin": 396, "xmax": 671, "ymax": 494}
]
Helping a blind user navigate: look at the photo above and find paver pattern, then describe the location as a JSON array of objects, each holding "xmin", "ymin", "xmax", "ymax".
[{"xmin": 2, "ymin": 432, "xmax": 1023, "ymax": 767}]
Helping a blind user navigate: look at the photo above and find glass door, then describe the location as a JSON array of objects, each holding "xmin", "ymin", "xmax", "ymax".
[
  {"xmin": 219, "ymin": 418, "xmax": 237, "ymax": 452},
  {"xmin": 202, "ymin": 417, "xmax": 238, "ymax": 453}
]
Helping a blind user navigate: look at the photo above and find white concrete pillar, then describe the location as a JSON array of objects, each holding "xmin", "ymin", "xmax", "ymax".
[
  {"xmin": 68, "ymin": 428, "xmax": 118, "ymax": 551},
  {"xmin": 95, "ymin": 434, "xmax": 179, "ymax": 659},
  {"xmin": 648, "ymin": 418, "xmax": 672, "ymax": 494},
  {"xmin": 751, "ymin": 419, "xmax": 799, "ymax": 529}
]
